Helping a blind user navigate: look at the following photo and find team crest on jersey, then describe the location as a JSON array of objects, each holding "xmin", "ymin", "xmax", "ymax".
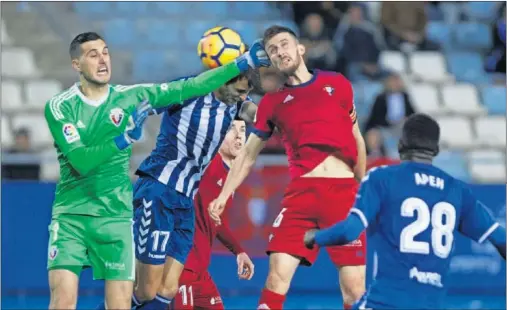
[
  {"xmin": 323, "ymin": 85, "xmax": 334, "ymax": 96},
  {"xmin": 62, "ymin": 123, "xmax": 80, "ymax": 143},
  {"xmin": 48, "ymin": 246, "xmax": 58, "ymax": 260},
  {"xmin": 110, "ymin": 108, "xmax": 124, "ymax": 127}
]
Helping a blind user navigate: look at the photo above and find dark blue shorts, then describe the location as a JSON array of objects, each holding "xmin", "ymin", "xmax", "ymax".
[{"xmin": 133, "ymin": 177, "xmax": 194, "ymax": 265}]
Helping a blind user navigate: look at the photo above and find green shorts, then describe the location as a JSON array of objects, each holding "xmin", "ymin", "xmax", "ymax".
[{"xmin": 47, "ymin": 214, "xmax": 135, "ymax": 281}]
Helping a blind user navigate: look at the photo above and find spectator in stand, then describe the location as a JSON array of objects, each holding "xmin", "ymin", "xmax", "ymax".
[
  {"xmin": 334, "ymin": 3, "xmax": 387, "ymax": 82},
  {"xmin": 300, "ymin": 13, "xmax": 337, "ymax": 71},
  {"xmin": 364, "ymin": 73, "xmax": 415, "ymax": 158},
  {"xmin": 485, "ymin": 4, "xmax": 506, "ymax": 77},
  {"xmin": 381, "ymin": 2, "xmax": 439, "ymax": 52},
  {"xmin": 2, "ymin": 127, "xmax": 40, "ymax": 180},
  {"xmin": 292, "ymin": 1, "xmax": 350, "ymax": 37}
]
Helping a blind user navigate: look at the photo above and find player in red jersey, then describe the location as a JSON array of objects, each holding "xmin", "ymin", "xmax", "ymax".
[
  {"xmin": 209, "ymin": 26, "xmax": 367, "ymax": 309},
  {"xmin": 174, "ymin": 120, "xmax": 254, "ymax": 310}
]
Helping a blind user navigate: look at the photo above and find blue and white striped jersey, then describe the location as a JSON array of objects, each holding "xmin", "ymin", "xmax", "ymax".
[{"xmin": 137, "ymin": 90, "xmax": 245, "ymax": 198}]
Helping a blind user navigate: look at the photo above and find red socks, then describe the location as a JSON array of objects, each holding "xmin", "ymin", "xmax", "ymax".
[
  {"xmin": 258, "ymin": 288, "xmax": 286, "ymax": 309},
  {"xmin": 343, "ymin": 303, "xmax": 352, "ymax": 309}
]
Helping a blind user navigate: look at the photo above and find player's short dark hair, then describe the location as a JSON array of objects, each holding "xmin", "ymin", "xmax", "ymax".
[
  {"xmin": 398, "ymin": 113, "xmax": 440, "ymax": 157},
  {"xmin": 263, "ymin": 25, "xmax": 298, "ymax": 46},
  {"xmin": 69, "ymin": 32, "xmax": 105, "ymax": 59}
]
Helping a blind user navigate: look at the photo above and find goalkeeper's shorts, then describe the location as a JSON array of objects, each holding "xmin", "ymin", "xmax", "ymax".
[{"xmin": 47, "ymin": 214, "xmax": 135, "ymax": 281}]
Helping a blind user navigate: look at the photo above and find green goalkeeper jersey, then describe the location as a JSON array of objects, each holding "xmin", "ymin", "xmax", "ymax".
[{"xmin": 44, "ymin": 63, "xmax": 241, "ymax": 218}]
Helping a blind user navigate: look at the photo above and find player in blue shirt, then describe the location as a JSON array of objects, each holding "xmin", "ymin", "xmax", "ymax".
[
  {"xmin": 304, "ymin": 114, "xmax": 506, "ymax": 309},
  {"xmin": 130, "ymin": 43, "xmax": 269, "ymax": 310}
]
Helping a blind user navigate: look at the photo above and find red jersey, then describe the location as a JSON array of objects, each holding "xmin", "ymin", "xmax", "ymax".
[
  {"xmin": 184, "ymin": 153, "xmax": 244, "ymax": 273},
  {"xmin": 253, "ymin": 70, "xmax": 358, "ymax": 179}
]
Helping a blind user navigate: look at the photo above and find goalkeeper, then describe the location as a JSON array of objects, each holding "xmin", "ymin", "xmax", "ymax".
[{"xmin": 44, "ymin": 32, "xmax": 268, "ymax": 310}]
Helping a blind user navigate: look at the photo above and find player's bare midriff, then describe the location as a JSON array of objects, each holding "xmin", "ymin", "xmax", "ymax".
[{"xmin": 302, "ymin": 155, "xmax": 354, "ymax": 179}]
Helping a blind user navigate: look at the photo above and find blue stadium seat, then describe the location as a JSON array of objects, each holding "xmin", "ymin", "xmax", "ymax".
[
  {"xmin": 73, "ymin": 2, "xmax": 112, "ymax": 18},
  {"xmin": 481, "ymin": 86, "xmax": 506, "ymax": 115},
  {"xmin": 114, "ymin": 2, "xmax": 148, "ymax": 16},
  {"xmin": 426, "ymin": 4, "xmax": 444, "ymax": 21},
  {"xmin": 440, "ymin": 2, "xmax": 461, "ymax": 23},
  {"xmin": 426, "ymin": 22, "xmax": 452, "ymax": 50},
  {"xmin": 195, "ymin": 2, "xmax": 229, "ymax": 17},
  {"xmin": 227, "ymin": 21, "xmax": 259, "ymax": 45},
  {"xmin": 463, "ymin": 2, "xmax": 500, "ymax": 22},
  {"xmin": 140, "ymin": 20, "xmax": 181, "ymax": 47},
  {"xmin": 447, "ymin": 52, "xmax": 488, "ymax": 83},
  {"xmin": 453, "ymin": 23, "xmax": 492, "ymax": 50},
  {"xmin": 232, "ymin": 2, "xmax": 273, "ymax": 19},
  {"xmin": 133, "ymin": 50, "xmax": 169, "ymax": 82},
  {"xmin": 433, "ymin": 151, "xmax": 471, "ymax": 182},
  {"xmin": 185, "ymin": 21, "xmax": 221, "ymax": 46},
  {"xmin": 153, "ymin": 2, "xmax": 187, "ymax": 15},
  {"xmin": 103, "ymin": 19, "xmax": 135, "ymax": 47}
]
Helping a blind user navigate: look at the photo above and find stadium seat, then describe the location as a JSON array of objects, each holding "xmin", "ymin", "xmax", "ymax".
[
  {"xmin": 436, "ymin": 116, "xmax": 475, "ymax": 149},
  {"xmin": 441, "ymin": 84, "xmax": 485, "ymax": 116},
  {"xmin": 426, "ymin": 22, "xmax": 452, "ymax": 50},
  {"xmin": 426, "ymin": 4, "xmax": 444, "ymax": 21},
  {"xmin": 481, "ymin": 86, "xmax": 506, "ymax": 115},
  {"xmin": 11, "ymin": 114, "xmax": 52, "ymax": 148},
  {"xmin": 185, "ymin": 21, "xmax": 221, "ymax": 46},
  {"xmin": 139, "ymin": 19, "xmax": 180, "ymax": 47},
  {"xmin": 1, "ymin": 19, "xmax": 11, "ymax": 45},
  {"xmin": 152, "ymin": 2, "xmax": 186, "ymax": 15},
  {"xmin": 1, "ymin": 116, "xmax": 13, "ymax": 147},
  {"xmin": 227, "ymin": 21, "xmax": 259, "ymax": 45},
  {"xmin": 447, "ymin": 52, "xmax": 488, "ymax": 83},
  {"xmin": 103, "ymin": 19, "xmax": 135, "ymax": 47},
  {"xmin": 196, "ymin": 2, "xmax": 230, "ymax": 17},
  {"xmin": 1, "ymin": 47, "xmax": 40, "ymax": 78},
  {"xmin": 468, "ymin": 149, "xmax": 505, "ymax": 164},
  {"xmin": 133, "ymin": 50, "xmax": 170, "ymax": 82},
  {"xmin": 469, "ymin": 161, "xmax": 506, "ymax": 183},
  {"xmin": 409, "ymin": 52, "xmax": 450, "ymax": 82},
  {"xmin": 114, "ymin": 2, "xmax": 149, "ymax": 16},
  {"xmin": 1, "ymin": 80, "xmax": 23, "ymax": 111},
  {"xmin": 25, "ymin": 80, "xmax": 62, "ymax": 108},
  {"xmin": 73, "ymin": 2, "xmax": 112, "ymax": 18},
  {"xmin": 475, "ymin": 116, "xmax": 506, "ymax": 148},
  {"xmin": 379, "ymin": 51, "xmax": 406, "ymax": 74},
  {"xmin": 462, "ymin": 2, "xmax": 500, "ymax": 22},
  {"xmin": 233, "ymin": 2, "xmax": 274, "ymax": 19},
  {"xmin": 440, "ymin": 2, "xmax": 461, "ymax": 23},
  {"xmin": 433, "ymin": 150, "xmax": 471, "ymax": 182},
  {"xmin": 453, "ymin": 23, "xmax": 492, "ymax": 50},
  {"xmin": 407, "ymin": 84, "xmax": 444, "ymax": 115}
]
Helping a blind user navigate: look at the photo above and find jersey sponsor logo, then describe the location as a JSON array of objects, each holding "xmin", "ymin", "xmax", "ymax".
[
  {"xmin": 343, "ymin": 239, "xmax": 362, "ymax": 247},
  {"xmin": 409, "ymin": 267, "xmax": 443, "ymax": 288},
  {"xmin": 48, "ymin": 245, "xmax": 58, "ymax": 260},
  {"xmin": 105, "ymin": 261, "xmax": 126, "ymax": 270},
  {"xmin": 323, "ymin": 85, "xmax": 334, "ymax": 96},
  {"xmin": 110, "ymin": 108, "xmax": 125, "ymax": 127},
  {"xmin": 210, "ymin": 297, "xmax": 222, "ymax": 305},
  {"xmin": 283, "ymin": 94, "xmax": 294, "ymax": 103},
  {"xmin": 62, "ymin": 123, "xmax": 80, "ymax": 143}
]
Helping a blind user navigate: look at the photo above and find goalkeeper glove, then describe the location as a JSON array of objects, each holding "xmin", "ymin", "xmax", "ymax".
[
  {"xmin": 236, "ymin": 39, "xmax": 270, "ymax": 72},
  {"xmin": 114, "ymin": 99, "xmax": 152, "ymax": 150}
]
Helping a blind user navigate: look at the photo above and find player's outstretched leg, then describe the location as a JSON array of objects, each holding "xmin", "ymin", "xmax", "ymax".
[
  {"xmin": 337, "ymin": 265, "xmax": 365, "ymax": 309},
  {"xmin": 258, "ymin": 253, "xmax": 300, "ymax": 309},
  {"xmin": 48, "ymin": 269, "xmax": 79, "ymax": 309}
]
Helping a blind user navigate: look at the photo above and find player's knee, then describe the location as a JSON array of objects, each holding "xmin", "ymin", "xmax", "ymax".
[
  {"xmin": 265, "ymin": 265, "xmax": 292, "ymax": 294},
  {"xmin": 50, "ymin": 291, "xmax": 77, "ymax": 309},
  {"xmin": 339, "ymin": 268, "xmax": 365, "ymax": 305},
  {"xmin": 135, "ymin": 282, "xmax": 159, "ymax": 302},
  {"xmin": 157, "ymin": 282, "xmax": 179, "ymax": 299}
]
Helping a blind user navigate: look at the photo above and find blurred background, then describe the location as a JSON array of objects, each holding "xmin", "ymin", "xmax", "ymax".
[{"xmin": 1, "ymin": 1, "xmax": 505, "ymax": 309}]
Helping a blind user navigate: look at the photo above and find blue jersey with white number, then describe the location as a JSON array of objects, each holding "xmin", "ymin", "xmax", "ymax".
[
  {"xmin": 137, "ymin": 81, "xmax": 245, "ymax": 198},
  {"xmin": 352, "ymin": 162, "xmax": 500, "ymax": 309}
]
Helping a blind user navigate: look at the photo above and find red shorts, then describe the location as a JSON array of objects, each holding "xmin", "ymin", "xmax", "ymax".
[
  {"xmin": 266, "ymin": 177, "xmax": 366, "ymax": 266},
  {"xmin": 174, "ymin": 269, "xmax": 224, "ymax": 310}
]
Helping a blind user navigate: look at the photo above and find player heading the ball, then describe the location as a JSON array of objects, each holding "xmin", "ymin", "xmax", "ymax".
[
  {"xmin": 44, "ymin": 31, "xmax": 269, "ymax": 310},
  {"xmin": 305, "ymin": 113, "xmax": 506, "ymax": 309}
]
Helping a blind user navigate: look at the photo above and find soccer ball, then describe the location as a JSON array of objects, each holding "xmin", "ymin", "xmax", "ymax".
[{"xmin": 197, "ymin": 26, "xmax": 246, "ymax": 69}]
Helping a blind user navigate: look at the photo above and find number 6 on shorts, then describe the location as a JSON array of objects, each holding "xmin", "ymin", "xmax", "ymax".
[{"xmin": 273, "ymin": 208, "xmax": 287, "ymax": 228}]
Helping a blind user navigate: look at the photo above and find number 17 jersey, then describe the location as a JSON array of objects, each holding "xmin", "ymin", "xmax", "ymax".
[{"xmin": 351, "ymin": 162, "xmax": 500, "ymax": 309}]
